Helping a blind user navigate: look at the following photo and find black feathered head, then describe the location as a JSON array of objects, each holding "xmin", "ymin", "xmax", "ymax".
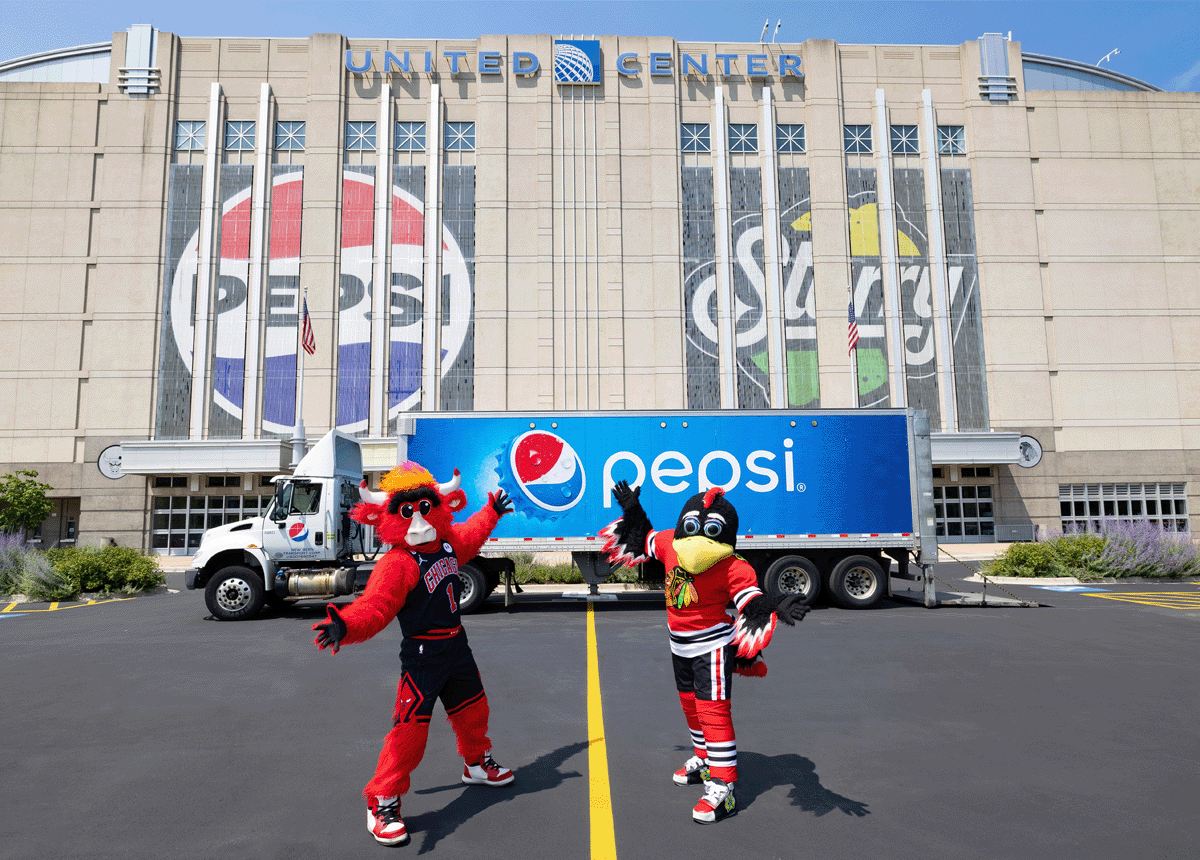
[{"xmin": 672, "ymin": 487, "xmax": 739, "ymax": 574}]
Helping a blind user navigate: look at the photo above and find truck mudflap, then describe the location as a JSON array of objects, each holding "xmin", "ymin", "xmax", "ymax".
[{"xmin": 185, "ymin": 568, "xmax": 201, "ymax": 590}]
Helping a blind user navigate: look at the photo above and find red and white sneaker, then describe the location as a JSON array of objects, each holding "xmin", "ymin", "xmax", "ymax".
[
  {"xmin": 673, "ymin": 755, "xmax": 710, "ymax": 786},
  {"xmin": 692, "ymin": 778, "xmax": 737, "ymax": 824},
  {"xmin": 367, "ymin": 795, "xmax": 409, "ymax": 846},
  {"xmin": 462, "ymin": 750, "xmax": 514, "ymax": 786}
]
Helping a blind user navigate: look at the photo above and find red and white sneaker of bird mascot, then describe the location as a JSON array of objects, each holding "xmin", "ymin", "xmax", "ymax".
[
  {"xmin": 601, "ymin": 481, "xmax": 809, "ymax": 823},
  {"xmin": 313, "ymin": 461, "xmax": 515, "ymax": 846}
]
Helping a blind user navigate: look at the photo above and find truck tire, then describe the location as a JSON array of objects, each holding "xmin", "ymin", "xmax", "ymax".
[
  {"xmin": 763, "ymin": 555, "xmax": 821, "ymax": 606},
  {"xmin": 457, "ymin": 562, "xmax": 488, "ymax": 615},
  {"xmin": 204, "ymin": 565, "xmax": 265, "ymax": 621},
  {"xmin": 827, "ymin": 555, "xmax": 884, "ymax": 609}
]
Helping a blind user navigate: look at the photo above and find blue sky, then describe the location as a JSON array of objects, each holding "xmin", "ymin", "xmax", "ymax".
[{"xmin": 2, "ymin": 1, "xmax": 1198, "ymax": 90}]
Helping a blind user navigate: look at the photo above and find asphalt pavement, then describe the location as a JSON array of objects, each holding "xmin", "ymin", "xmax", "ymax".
[{"xmin": 3, "ymin": 567, "xmax": 1200, "ymax": 860}]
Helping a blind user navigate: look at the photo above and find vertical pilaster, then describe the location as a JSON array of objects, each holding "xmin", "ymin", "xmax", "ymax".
[
  {"xmin": 422, "ymin": 84, "xmax": 441, "ymax": 409},
  {"xmin": 370, "ymin": 83, "xmax": 392, "ymax": 435},
  {"xmin": 244, "ymin": 82, "xmax": 273, "ymax": 439},
  {"xmin": 191, "ymin": 81, "xmax": 223, "ymax": 439},
  {"xmin": 874, "ymin": 88, "xmax": 906, "ymax": 407},
  {"xmin": 923, "ymin": 89, "xmax": 957, "ymax": 431},
  {"xmin": 712, "ymin": 86, "xmax": 735, "ymax": 409},
  {"xmin": 760, "ymin": 87, "xmax": 786, "ymax": 408}
]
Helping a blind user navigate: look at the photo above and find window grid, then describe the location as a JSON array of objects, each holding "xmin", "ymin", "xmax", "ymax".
[
  {"xmin": 174, "ymin": 120, "xmax": 205, "ymax": 151},
  {"xmin": 444, "ymin": 121, "xmax": 475, "ymax": 151},
  {"xmin": 346, "ymin": 121, "xmax": 377, "ymax": 151},
  {"xmin": 1059, "ymin": 482, "xmax": 1189, "ymax": 534},
  {"xmin": 728, "ymin": 123, "xmax": 758, "ymax": 153},
  {"xmin": 776, "ymin": 123, "xmax": 805, "ymax": 153},
  {"xmin": 225, "ymin": 121, "xmax": 255, "ymax": 151},
  {"xmin": 844, "ymin": 124, "xmax": 872, "ymax": 154},
  {"xmin": 933, "ymin": 484, "xmax": 995, "ymax": 539},
  {"xmin": 275, "ymin": 121, "xmax": 305, "ymax": 151},
  {"xmin": 938, "ymin": 125, "xmax": 966, "ymax": 154},
  {"xmin": 150, "ymin": 493, "xmax": 270, "ymax": 552},
  {"xmin": 681, "ymin": 123, "xmax": 711, "ymax": 153},
  {"xmin": 395, "ymin": 121, "xmax": 426, "ymax": 151},
  {"xmin": 890, "ymin": 124, "xmax": 919, "ymax": 154}
]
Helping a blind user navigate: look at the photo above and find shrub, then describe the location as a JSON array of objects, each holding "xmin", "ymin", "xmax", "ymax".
[
  {"xmin": 982, "ymin": 540, "xmax": 1063, "ymax": 578},
  {"xmin": 20, "ymin": 552, "xmax": 77, "ymax": 601},
  {"xmin": 1044, "ymin": 532, "xmax": 1108, "ymax": 580},
  {"xmin": 45, "ymin": 545, "xmax": 164, "ymax": 595},
  {"xmin": 1089, "ymin": 520, "xmax": 1200, "ymax": 580},
  {"xmin": 0, "ymin": 532, "xmax": 31, "ymax": 595}
]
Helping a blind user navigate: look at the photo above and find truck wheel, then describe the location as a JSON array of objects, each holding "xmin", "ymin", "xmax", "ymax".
[
  {"xmin": 763, "ymin": 555, "xmax": 821, "ymax": 606},
  {"xmin": 827, "ymin": 555, "xmax": 884, "ymax": 609},
  {"xmin": 204, "ymin": 565, "xmax": 265, "ymax": 621},
  {"xmin": 457, "ymin": 562, "xmax": 488, "ymax": 615}
]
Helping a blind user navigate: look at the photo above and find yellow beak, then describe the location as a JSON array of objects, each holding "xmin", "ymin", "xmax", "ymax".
[{"xmin": 674, "ymin": 536, "xmax": 733, "ymax": 574}]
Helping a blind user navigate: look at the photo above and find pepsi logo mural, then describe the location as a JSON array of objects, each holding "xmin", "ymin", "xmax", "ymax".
[
  {"xmin": 288, "ymin": 521, "xmax": 309, "ymax": 542},
  {"xmin": 502, "ymin": 430, "xmax": 586, "ymax": 518}
]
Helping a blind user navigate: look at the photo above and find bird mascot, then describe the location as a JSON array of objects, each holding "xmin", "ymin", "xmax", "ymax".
[
  {"xmin": 313, "ymin": 461, "xmax": 514, "ymax": 846},
  {"xmin": 601, "ymin": 480, "xmax": 808, "ymax": 823}
]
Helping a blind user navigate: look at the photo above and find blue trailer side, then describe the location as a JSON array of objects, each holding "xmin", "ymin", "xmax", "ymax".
[{"xmin": 403, "ymin": 409, "xmax": 936, "ymax": 610}]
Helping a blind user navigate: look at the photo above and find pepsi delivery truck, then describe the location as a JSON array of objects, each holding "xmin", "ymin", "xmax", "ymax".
[{"xmin": 186, "ymin": 409, "xmax": 936, "ymax": 619}]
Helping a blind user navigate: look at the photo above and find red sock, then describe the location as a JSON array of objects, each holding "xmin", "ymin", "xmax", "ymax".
[
  {"xmin": 678, "ymin": 691, "xmax": 708, "ymax": 759},
  {"xmin": 694, "ymin": 698, "xmax": 737, "ymax": 783}
]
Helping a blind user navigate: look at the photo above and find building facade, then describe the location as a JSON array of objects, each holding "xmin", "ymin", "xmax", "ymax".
[{"xmin": 0, "ymin": 26, "xmax": 1196, "ymax": 552}]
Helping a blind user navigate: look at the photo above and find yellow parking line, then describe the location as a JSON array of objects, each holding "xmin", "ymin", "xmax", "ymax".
[
  {"xmin": 586, "ymin": 601, "xmax": 618, "ymax": 860},
  {"xmin": 0, "ymin": 597, "xmax": 134, "ymax": 613},
  {"xmin": 1085, "ymin": 592, "xmax": 1200, "ymax": 609}
]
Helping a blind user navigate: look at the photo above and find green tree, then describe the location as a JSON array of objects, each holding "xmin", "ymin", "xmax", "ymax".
[{"xmin": 0, "ymin": 469, "xmax": 55, "ymax": 534}]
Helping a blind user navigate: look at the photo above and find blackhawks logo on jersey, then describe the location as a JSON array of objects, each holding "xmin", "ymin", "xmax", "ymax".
[{"xmin": 666, "ymin": 567, "xmax": 698, "ymax": 609}]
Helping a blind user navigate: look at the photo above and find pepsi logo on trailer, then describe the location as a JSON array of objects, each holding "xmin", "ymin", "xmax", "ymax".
[{"xmin": 505, "ymin": 430, "xmax": 586, "ymax": 518}]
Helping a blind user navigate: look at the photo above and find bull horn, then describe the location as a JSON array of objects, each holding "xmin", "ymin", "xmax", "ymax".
[
  {"xmin": 437, "ymin": 469, "xmax": 461, "ymax": 496},
  {"xmin": 358, "ymin": 479, "xmax": 387, "ymax": 506}
]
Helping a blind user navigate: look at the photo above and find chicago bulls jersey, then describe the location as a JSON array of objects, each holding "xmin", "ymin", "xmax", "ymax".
[{"xmin": 395, "ymin": 541, "xmax": 463, "ymax": 639}]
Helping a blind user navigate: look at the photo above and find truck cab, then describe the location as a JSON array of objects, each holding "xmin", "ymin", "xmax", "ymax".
[{"xmin": 185, "ymin": 430, "xmax": 371, "ymax": 620}]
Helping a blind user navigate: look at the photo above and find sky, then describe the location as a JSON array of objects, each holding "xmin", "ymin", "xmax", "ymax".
[{"xmin": 1, "ymin": 0, "xmax": 1198, "ymax": 91}]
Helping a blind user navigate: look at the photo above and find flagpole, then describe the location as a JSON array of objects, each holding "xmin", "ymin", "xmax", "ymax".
[
  {"xmin": 848, "ymin": 284, "xmax": 860, "ymax": 408},
  {"xmin": 291, "ymin": 287, "xmax": 308, "ymax": 468}
]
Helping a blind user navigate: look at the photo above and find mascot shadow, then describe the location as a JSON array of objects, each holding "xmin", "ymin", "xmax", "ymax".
[
  {"xmin": 688, "ymin": 747, "xmax": 871, "ymax": 818},
  {"xmin": 404, "ymin": 740, "xmax": 587, "ymax": 854}
]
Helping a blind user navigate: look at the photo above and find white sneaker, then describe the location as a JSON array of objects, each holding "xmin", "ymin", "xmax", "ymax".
[
  {"xmin": 367, "ymin": 795, "xmax": 409, "ymax": 845},
  {"xmin": 692, "ymin": 778, "xmax": 737, "ymax": 824},
  {"xmin": 673, "ymin": 755, "xmax": 710, "ymax": 785},
  {"xmin": 462, "ymin": 750, "xmax": 514, "ymax": 786}
]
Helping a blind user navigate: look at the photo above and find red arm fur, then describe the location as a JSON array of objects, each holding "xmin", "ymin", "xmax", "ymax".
[{"xmin": 334, "ymin": 550, "xmax": 418, "ymax": 647}]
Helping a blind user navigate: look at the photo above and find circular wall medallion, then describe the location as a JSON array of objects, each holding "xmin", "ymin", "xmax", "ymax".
[
  {"xmin": 1017, "ymin": 435, "xmax": 1043, "ymax": 469},
  {"xmin": 97, "ymin": 445, "xmax": 125, "ymax": 479}
]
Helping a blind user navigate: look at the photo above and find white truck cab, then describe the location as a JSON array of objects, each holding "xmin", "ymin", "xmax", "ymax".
[{"xmin": 186, "ymin": 430, "xmax": 371, "ymax": 620}]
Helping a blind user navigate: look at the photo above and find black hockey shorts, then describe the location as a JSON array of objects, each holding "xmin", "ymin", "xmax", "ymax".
[{"xmin": 672, "ymin": 642, "xmax": 736, "ymax": 702}]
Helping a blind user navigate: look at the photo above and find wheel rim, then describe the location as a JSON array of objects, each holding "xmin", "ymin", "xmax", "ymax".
[
  {"xmin": 459, "ymin": 574, "xmax": 476, "ymax": 607},
  {"xmin": 778, "ymin": 566, "xmax": 812, "ymax": 596},
  {"xmin": 844, "ymin": 566, "xmax": 878, "ymax": 600},
  {"xmin": 216, "ymin": 577, "xmax": 253, "ymax": 613}
]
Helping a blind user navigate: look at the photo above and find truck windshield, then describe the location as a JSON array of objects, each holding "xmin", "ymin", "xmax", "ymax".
[{"xmin": 270, "ymin": 481, "xmax": 322, "ymax": 518}]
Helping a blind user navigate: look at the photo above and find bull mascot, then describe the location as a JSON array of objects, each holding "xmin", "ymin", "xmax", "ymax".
[{"xmin": 313, "ymin": 461, "xmax": 514, "ymax": 846}]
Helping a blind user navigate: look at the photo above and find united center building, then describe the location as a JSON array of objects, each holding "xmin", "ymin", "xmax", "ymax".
[{"xmin": 1, "ymin": 26, "xmax": 1196, "ymax": 552}]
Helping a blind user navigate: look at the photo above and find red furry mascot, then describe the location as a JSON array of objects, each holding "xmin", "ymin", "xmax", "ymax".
[
  {"xmin": 313, "ymin": 461, "xmax": 514, "ymax": 846},
  {"xmin": 601, "ymin": 481, "xmax": 808, "ymax": 824}
]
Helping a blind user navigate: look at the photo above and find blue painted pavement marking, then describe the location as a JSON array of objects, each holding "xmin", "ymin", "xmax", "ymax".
[{"xmin": 0, "ymin": 613, "xmax": 28, "ymax": 619}]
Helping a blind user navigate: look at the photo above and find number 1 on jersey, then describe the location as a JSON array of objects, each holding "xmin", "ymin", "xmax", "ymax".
[{"xmin": 446, "ymin": 581, "xmax": 458, "ymax": 612}]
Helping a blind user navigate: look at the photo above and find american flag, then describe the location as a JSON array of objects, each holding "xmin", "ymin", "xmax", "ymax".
[
  {"xmin": 847, "ymin": 298, "xmax": 859, "ymax": 354},
  {"xmin": 301, "ymin": 297, "xmax": 316, "ymax": 356}
]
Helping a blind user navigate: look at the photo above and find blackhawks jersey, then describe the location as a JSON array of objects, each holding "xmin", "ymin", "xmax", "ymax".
[{"xmin": 648, "ymin": 530, "xmax": 763, "ymax": 658}]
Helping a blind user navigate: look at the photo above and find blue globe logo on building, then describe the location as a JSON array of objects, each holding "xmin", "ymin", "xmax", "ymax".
[{"xmin": 553, "ymin": 40, "xmax": 601, "ymax": 84}]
